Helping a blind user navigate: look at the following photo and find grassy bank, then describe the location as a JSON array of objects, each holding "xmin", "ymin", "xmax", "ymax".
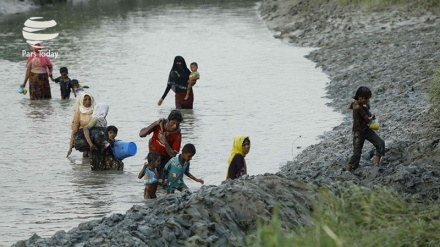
[{"xmin": 247, "ymin": 185, "xmax": 440, "ymax": 247}]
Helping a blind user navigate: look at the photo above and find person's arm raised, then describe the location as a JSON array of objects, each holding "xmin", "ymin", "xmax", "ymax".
[{"xmin": 139, "ymin": 119, "xmax": 163, "ymax": 137}]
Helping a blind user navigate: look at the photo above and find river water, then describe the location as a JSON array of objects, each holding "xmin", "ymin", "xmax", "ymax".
[{"xmin": 0, "ymin": 0, "xmax": 342, "ymax": 245}]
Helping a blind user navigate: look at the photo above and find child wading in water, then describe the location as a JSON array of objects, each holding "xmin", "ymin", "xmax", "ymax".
[
  {"xmin": 163, "ymin": 143, "xmax": 204, "ymax": 194},
  {"xmin": 104, "ymin": 125, "xmax": 124, "ymax": 170},
  {"xmin": 345, "ymin": 86, "xmax": 385, "ymax": 171},
  {"xmin": 53, "ymin": 67, "xmax": 78, "ymax": 99},
  {"xmin": 138, "ymin": 152, "xmax": 161, "ymax": 199},
  {"xmin": 184, "ymin": 62, "xmax": 200, "ymax": 100}
]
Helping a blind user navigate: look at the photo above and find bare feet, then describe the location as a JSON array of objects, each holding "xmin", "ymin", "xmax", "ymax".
[{"xmin": 374, "ymin": 155, "xmax": 381, "ymax": 166}]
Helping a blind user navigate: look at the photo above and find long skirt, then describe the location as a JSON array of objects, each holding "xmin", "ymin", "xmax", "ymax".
[
  {"xmin": 90, "ymin": 149, "xmax": 124, "ymax": 171},
  {"xmin": 175, "ymin": 89, "xmax": 193, "ymax": 109},
  {"xmin": 29, "ymin": 72, "xmax": 51, "ymax": 100}
]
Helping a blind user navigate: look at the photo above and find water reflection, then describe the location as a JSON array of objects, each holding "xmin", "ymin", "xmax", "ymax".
[
  {"xmin": 180, "ymin": 109, "xmax": 199, "ymax": 142},
  {"xmin": 23, "ymin": 100, "xmax": 54, "ymax": 120}
]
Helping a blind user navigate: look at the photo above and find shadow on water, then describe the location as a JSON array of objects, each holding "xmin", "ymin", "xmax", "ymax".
[
  {"xmin": 21, "ymin": 99, "xmax": 55, "ymax": 120},
  {"xmin": 180, "ymin": 109, "xmax": 199, "ymax": 142},
  {"xmin": 68, "ymin": 158, "xmax": 125, "ymax": 214}
]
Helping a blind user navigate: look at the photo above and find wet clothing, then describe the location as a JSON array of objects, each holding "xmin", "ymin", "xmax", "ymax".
[
  {"xmin": 351, "ymin": 102, "xmax": 372, "ymax": 132},
  {"xmin": 70, "ymin": 111, "xmax": 93, "ymax": 148},
  {"xmin": 348, "ymin": 129, "xmax": 385, "ymax": 168},
  {"xmin": 175, "ymin": 90, "xmax": 193, "ymax": 109},
  {"xmin": 26, "ymin": 53, "xmax": 53, "ymax": 100},
  {"xmin": 143, "ymin": 167, "xmax": 159, "ymax": 185},
  {"xmin": 85, "ymin": 103, "xmax": 122, "ymax": 171},
  {"xmin": 227, "ymin": 154, "xmax": 247, "ymax": 179},
  {"xmin": 85, "ymin": 103, "xmax": 110, "ymax": 151},
  {"xmin": 149, "ymin": 125, "xmax": 181, "ymax": 158},
  {"xmin": 161, "ymin": 56, "xmax": 193, "ymax": 109},
  {"xmin": 348, "ymin": 101, "xmax": 385, "ymax": 168},
  {"xmin": 149, "ymin": 125, "xmax": 181, "ymax": 180},
  {"xmin": 28, "ymin": 72, "xmax": 52, "ymax": 100},
  {"xmin": 226, "ymin": 136, "xmax": 250, "ymax": 180},
  {"xmin": 91, "ymin": 147, "xmax": 124, "ymax": 171},
  {"xmin": 54, "ymin": 76, "xmax": 74, "ymax": 99},
  {"xmin": 89, "ymin": 133, "xmax": 125, "ymax": 171},
  {"xmin": 163, "ymin": 155, "xmax": 189, "ymax": 191}
]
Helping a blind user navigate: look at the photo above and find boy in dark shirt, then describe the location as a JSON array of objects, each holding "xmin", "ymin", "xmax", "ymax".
[
  {"xmin": 53, "ymin": 67, "xmax": 77, "ymax": 99},
  {"xmin": 346, "ymin": 86, "xmax": 385, "ymax": 171}
]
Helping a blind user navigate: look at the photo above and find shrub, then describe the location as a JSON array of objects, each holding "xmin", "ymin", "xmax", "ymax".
[{"xmin": 247, "ymin": 185, "xmax": 440, "ymax": 247}]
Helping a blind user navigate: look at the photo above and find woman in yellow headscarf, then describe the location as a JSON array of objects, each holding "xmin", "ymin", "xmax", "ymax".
[{"xmin": 226, "ymin": 136, "xmax": 251, "ymax": 180}]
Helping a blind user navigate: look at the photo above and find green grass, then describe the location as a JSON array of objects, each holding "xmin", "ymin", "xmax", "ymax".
[{"xmin": 247, "ymin": 185, "xmax": 440, "ymax": 247}]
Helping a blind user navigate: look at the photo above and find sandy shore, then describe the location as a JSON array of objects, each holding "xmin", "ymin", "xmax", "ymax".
[{"xmin": 13, "ymin": 1, "xmax": 440, "ymax": 246}]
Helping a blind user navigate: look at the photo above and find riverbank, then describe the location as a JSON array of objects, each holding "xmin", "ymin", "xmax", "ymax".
[
  {"xmin": 260, "ymin": 0, "xmax": 440, "ymax": 202},
  {"xmin": 13, "ymin": 1, "xmax": 440, "ymax": 246}
]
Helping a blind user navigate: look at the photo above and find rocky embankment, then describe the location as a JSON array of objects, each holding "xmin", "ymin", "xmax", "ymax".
[
  {"xmin": 14, "ymin": 175, "xmax": 312, "ymax": 247},
  {"xmin": 14, "ymin": 0, "xmax": 440, "ymax": 246},
  {"xmin": 260, "ymin": 0, "xmax": 440, "ymax": 202}
]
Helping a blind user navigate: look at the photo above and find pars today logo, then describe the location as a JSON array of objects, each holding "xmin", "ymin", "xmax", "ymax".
[{"xmin": 22, "ymin": 17, "xmax": 59, "ymax": 58}]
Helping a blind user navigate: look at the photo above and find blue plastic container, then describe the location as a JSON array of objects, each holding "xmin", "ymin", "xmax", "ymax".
[
  {"xmin": 17, "ymin": 86, "xmax": 27, "ymax": 95},
  {"xmin": 112, "ymin": 141, "xmax": 137, "ymax": 160}
]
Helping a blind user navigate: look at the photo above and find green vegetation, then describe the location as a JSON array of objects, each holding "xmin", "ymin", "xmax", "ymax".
[{"xmin": 247, "ymin": 185, "xmax": 440, "ymax": 247}]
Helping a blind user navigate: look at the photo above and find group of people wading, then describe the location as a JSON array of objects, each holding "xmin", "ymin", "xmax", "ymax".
[
  {"xmin": 22, "ymin": 48, "xmax": 252, "ymax": 198},
  {"xmin": 21, "ymin": 44, "xmax": 385, "ymax": 199}
]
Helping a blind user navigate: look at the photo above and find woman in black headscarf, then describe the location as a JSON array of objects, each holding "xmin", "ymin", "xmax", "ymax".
[{"xmin": 158, "ymin": 56, "xmax": 193, "ymax": 109}]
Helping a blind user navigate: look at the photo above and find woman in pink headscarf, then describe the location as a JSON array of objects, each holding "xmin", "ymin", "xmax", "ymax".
[{"xmin": 21, "ymin": 43, "xmax": 54, "ymax": 100}]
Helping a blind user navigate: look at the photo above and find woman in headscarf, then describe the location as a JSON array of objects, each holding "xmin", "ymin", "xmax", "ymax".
[
  {"xmin": 226, "ymin": 136, "xmax": 251, "ymax": 180},
  {"xmin": 83, "ymin": 103, "xmax": 110, "ymax": 152},
  {"xmin": 157, "ymin": 56, "xmax": 193, "ymax": 109},
  {"xmin": 21, "ymin": 43, "xmax": 54, "ymax": 100},
  {"xmin": 67, "ymin": 92, "xmax": 96, "ymax": 157}
]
